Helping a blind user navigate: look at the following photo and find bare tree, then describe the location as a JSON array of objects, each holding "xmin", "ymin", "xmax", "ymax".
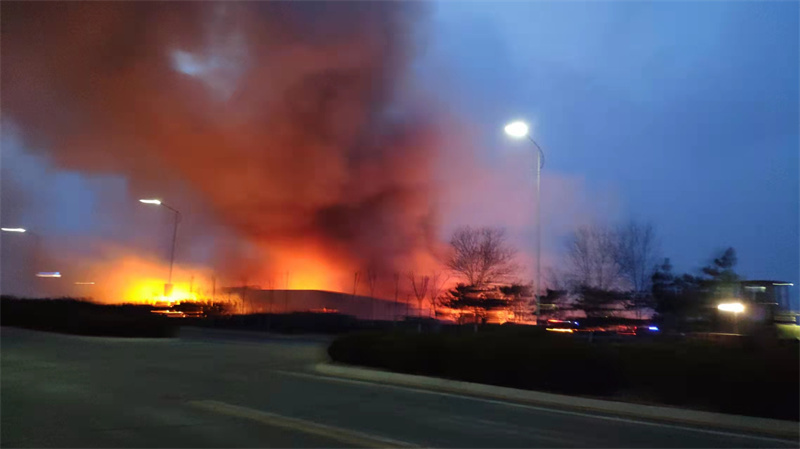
[
  {"xmin": 427, "ymin": 271, "xmax": 450, "ymax": 318},
  {"xmin": 614, "ymin": 221, "xmax": 660, "ymax": 294},
  {"xmin": 565, "ymin": 221, "xmax": 660, "ymax": 318},
  {"xmin": 408, "ymin": 271, "xmax": 430, "ymax": 318},
  {"xmin": 446, "ymin": 226, "xmax": 517, "ymax": 286},
  {"xmin": 565, "ymin": 224, "xmax": 621, "ymax": 290}
]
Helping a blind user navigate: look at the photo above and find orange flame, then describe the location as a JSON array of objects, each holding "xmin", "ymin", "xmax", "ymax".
[{"xmin": 124, "ymin": 278, "xmax": 198, "ymax": 305}]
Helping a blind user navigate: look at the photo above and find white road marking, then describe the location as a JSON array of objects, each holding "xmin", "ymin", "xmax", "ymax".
[
  {"xmin": 274, "ymin": 370, "xmax": 798, "ymax": 446},
  {"xmin": 188, "ymin": 399, "xmax": 419, "ymax": 448}
]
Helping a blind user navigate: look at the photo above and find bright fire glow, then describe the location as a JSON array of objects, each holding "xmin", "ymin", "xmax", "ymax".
[
  {"xmin": 287, "ymin": 270, "xmax": 333, "ymax": 291},
  {"xmin": 125, "ymin": 278, "xmax": 197, "ymax": 304},
  {"xmin": 718, "ymin": 302, "xmax": 745, "ymax": 313},
  {"xmin": 546, "ymin": 328, "xmax": 574, "ymax": 333},
  {"xmin": 262, "ymin": 247, "xmax": 348, "ymax": 292}
]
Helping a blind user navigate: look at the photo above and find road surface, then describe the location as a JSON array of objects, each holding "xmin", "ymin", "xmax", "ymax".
[{"xmin": 1, "ymin": 326, "xmax": 796, "ymax": 448}]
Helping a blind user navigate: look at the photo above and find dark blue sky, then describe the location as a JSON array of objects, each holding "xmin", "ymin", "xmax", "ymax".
[{"xmin": 425, "ymin": 0, "xmax": 799, "ymax": 284}]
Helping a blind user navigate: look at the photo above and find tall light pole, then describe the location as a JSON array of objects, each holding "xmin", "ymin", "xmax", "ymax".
[
  {"xmin": 139, "ymin": 199, "xmax": 181, "ymax": 296},
  {"xmin": 504, "ymin": 120, "xmax": 546, "ymax": 325}
]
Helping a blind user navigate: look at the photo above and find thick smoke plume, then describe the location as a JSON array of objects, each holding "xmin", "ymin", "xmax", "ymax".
[{"xmin": 2, "ymin": 2, "xmax": 443, "ymax": 292}]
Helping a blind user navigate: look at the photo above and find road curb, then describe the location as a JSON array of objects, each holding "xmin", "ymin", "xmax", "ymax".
[{"xmin": 314, "ymin": 362, "xmax": 799, "ymax": 440}]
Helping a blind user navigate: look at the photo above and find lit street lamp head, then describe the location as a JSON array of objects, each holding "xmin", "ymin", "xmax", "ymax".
[
  {"xmin": 504, "ymin": 121, "xmax": 530, "ymax": 138},
  {"xmin": 139, "ymin": 199, "xmax": 162, "ymax": 205},
  {"xmin": 1, "ymin": 227, "xmax": 27, "ymax": 233}
]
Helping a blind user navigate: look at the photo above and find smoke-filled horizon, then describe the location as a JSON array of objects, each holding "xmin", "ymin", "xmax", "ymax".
[
  {"xmin": 1, "ymin": 1, "xmax": 633, "ymax": 304},
  {"xmin": 2, "ymin": 2, "xmax": 449, "ymax": 295}
]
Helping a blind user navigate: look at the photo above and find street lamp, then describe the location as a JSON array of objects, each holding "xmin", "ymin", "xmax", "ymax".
[
  {"xmin": 139, "ymin": 198, "xmax": 181, "ymax": 296},
  {"xmin": 718, "ymin": 302, "xmax": 745, "ymax": 334},
  {"xmin": 504, "ymin": 120, "xmax": 546, "ymax": 325}
]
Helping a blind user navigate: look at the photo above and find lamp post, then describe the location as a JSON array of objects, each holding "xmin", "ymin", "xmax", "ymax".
[
  {"xmin": 139, "ymin": 199, "xmax": 181, "ymax": 296},
  {"xmin": 504, "ymin": 120, "xmax": 546, "ymax": 325}
]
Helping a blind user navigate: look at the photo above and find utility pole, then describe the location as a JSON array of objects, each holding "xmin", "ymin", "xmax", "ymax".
[
  {"xmin": 284, "ymin": 271, "xmax": 290, "ymax": 313},
  {"xmin": 394, "ymin": 272, "xmax": 400, "ymax": 325},
  {"xmin": 353, "ymin": 271, "xmax": 360, "ymax": 298}
]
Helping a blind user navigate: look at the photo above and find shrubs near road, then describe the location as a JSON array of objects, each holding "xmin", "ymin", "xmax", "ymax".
[
  {"xmin": 328, "ymin": 329, "xmax": 799, "ymax": 421},
  {"xmin": 1, "ymin": 297, "xmax": 178, "ymax": 338}
]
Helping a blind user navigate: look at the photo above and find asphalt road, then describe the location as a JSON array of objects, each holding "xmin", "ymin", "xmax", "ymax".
[{"xmin": 1, "ymin": 326, "xmax": 796, "ymax": 448}]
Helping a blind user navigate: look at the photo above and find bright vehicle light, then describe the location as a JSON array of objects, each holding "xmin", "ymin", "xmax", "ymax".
[
  {"xmin": 718, "ymin": 302, "xmax": 745, "ymax": 313},
  {"xmin": 139, "ymin": 199, "xmax": 162, "ymax": 205},
  {"xmin": 1, "ymin": 227, "xmax": 26, "ymax": 233},
  {"xmin": 546, "ymin": 328, "xmax": 574, "ymax": 333},
  {"xmin": 504, "ymin": 121, "xmax": 529, "ymax": 138},
  {"xmin": 36, "ymin": 272, "xmax": 61, "ymax": 278},
  {"xmin": 648, "ymin": 326, "xmax": 659, "ymax": 331}
]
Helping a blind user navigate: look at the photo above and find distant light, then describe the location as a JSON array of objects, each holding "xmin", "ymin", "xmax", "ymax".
[
  {"xmin": 773, "ymin": 283, "xmax": 794, "ymax": 286},
  {"xmin": 74, "ymin": 282, "xmax": 95, "ymax": 285},
  {"xmin": 718, "ymin": 302, "xmax": 745, "ymax": 313},
  {"xmin": 139, "ymin": 199, "xmax": 162, "ymax": 205},
  {"xmin": 546, "ymin": 328, "xmax": 574, "ymax": 333},
  {"xmin": 1, "ymin": 227, "xmax": 26, "ymax": 233},
  {"xmin": 36, "ymin": 272, "xmax": 61, "ymax": 278},
  {"xmin": 648, "ymin": 326, "xmax": 659, "ymax": 331},
  {"xmin": 504, "ymin": 121, "xmax": 530, "ymax": 138}
]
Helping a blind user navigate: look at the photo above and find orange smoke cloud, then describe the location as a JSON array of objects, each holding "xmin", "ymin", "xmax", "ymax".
[{"xmin": 1, "ymin": 2, "xmax": 443, "ymax": 293}]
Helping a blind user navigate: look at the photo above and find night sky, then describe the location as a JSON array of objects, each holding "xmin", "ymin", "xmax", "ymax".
[{"xmin": 425, "ymin": 1, "xmax": 798, "ymax": 285}]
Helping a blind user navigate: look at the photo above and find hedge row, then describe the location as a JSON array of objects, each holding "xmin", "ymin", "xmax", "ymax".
[
  {"xmin": 328, "ymin": 330, "xmax": 799, "ymax": 421},
  {"xmin": 1, "ymin": 297, "xmax": 178, "ymax": 338}
]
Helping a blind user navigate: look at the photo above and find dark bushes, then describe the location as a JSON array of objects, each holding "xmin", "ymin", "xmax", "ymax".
[
  {"xmin": 1, "ymin": 296, "xmax": 178, "ymax": 338},
  {"xmin": 328, "ymin": 330, "xmax": 799, "ymax": 420}
]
